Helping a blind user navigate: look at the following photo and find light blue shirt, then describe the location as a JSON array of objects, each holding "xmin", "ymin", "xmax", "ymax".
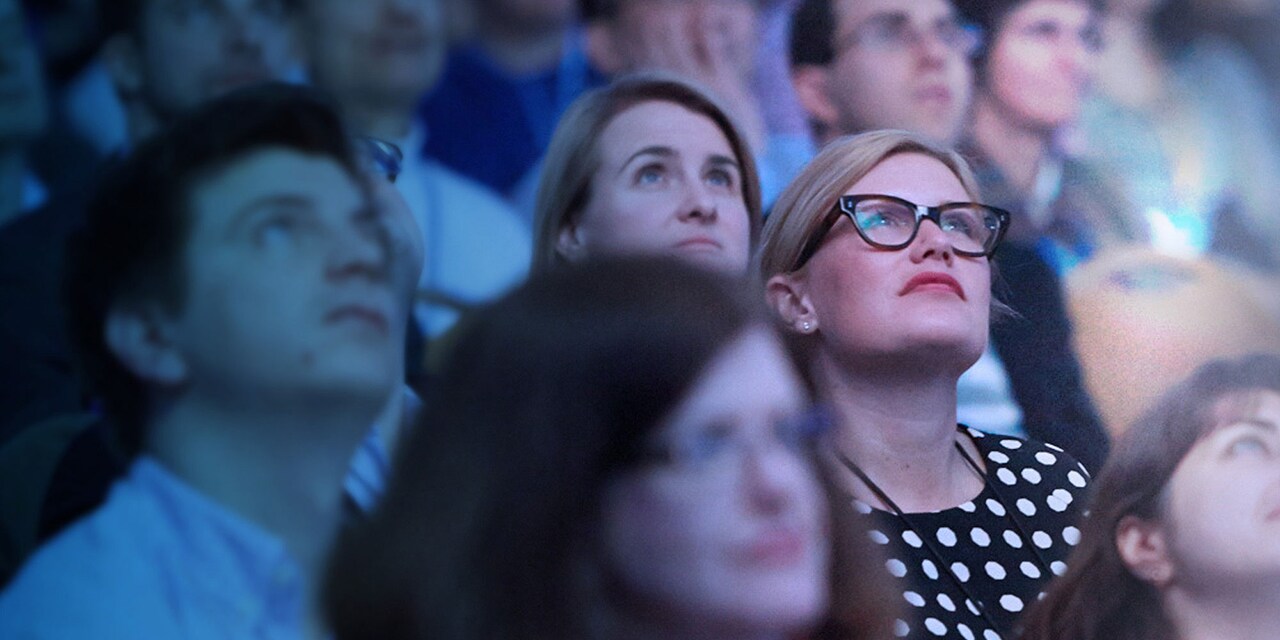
[{"xmin": 0, "ymin": 458, "xmax": 312, "ymax": 639}]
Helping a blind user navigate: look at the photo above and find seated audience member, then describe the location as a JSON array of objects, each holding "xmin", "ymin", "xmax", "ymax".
[
  {"xmin": 760, "ymin": 130, "xmax": 1092, "ymax": 639},
  {"xmin": 324, "ymin": 257, "xmax": 895, "ymax": 640},
  {"xmin": 298, "ymin": 0, "xmax": 531, "ymax": 339},
  {"xmin": 0, "ymin": 0, "xmax": 60, "ymax": 439},
  {"xmin": 101, "ymin": 0, "xmax": 302, "ymax": 146},
  {"xmin": 1020, "ymin": 353, "xmax": 1280, "ymax": 640},
  {"xmin": 1083, "ymin": 0, "xmax": 1280, "ymax": 271},
  {"xmin": 0, "ymin": 84, "xmax": 401, "ymax": 638},
  {"xmin": 419, "ymin": 0, "xmax": 604, "ymax": 198},
  {"xmin": 955, "ymin": 0, "xmax": 1115, "ymax": 264},
  {"xmin": 532, "ymin": 73, "xmax": 760, "ymax": 275},
  {"xmin": 788, "ymin": 0, "xmax": 974, "ymax": 148},
  {"xmin": 951, "ymin": 0, "xmax": 1111, "ymax": 470}
]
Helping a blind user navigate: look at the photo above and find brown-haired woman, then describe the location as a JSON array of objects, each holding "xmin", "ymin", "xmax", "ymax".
[
  {"xmin": 760, "ymin": 129, "xmax": 1092, "ymax": 639},
  {"xmin": 531, "ymin": 72, "xmax": 762, "ymax": 275},
  {"xmin": 324, "ymin": 257, "xmax": 894, "ymax": 640},
  {"xmin": 1019, "ymin": 352, "xmax": 1280, "ymax": 640}
]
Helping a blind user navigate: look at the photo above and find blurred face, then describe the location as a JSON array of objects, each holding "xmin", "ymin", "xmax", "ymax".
[
  {"xmin": 984, "ymin": 0, "xmax": 1098, "ymax": 131},
  {"xmin": 604, "ymin": 0, "xmax": 757, "ymax": 80},
  {"xmin": 561, "ymin": 100, "xmax": 752, "ymax": 274},
  {"xmin": 301, "ymin": 0, "xmax": 445, "ymax": 108},
  {"xmin": 162, "ymin": 148, "xmax": 397, "ymax": 404},
  {"xmin": 825, "ymin": 0, "xmax": 973, "ymax": 144},
  {"xmin": 603, "ymin": 327, "xmax": 829, "ymax": 637},
  {"xmin": 1158, "ymin": 391, "xmax": 1280, "ymax": 591},
  {"xmin": 799, "ymin": 153, "xmax": 990, "ymax": 369},
  {"xmin": 130, "ymin": 0, "xmax": 298, "ymax": 119},
  {"xmin": 0, "ymin": 0, "xmax": 48, "ymax": 143}
]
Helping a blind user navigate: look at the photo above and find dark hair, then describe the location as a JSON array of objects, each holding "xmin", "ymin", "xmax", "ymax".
[
  {"xmin": 1019, "ymin": 353, "xmax": 1280, "ymax": 640},
  {"xmin": 323, "ymin": 257, "xmax": 895, "ymax": 640},
  {"xmin": 98, "ymin": 0, "xmax": 300, "ymax": 38},
  {"xmin": 64, "ymin": 82, "xmax": 361, "ymax": 456},
  {"xmin": 952, "ymin": 0, "xmax": 1101, "ymax": 78},
  {"xmin": 790, "ymin": 0, "xmax": 838, "ymax": 67}
]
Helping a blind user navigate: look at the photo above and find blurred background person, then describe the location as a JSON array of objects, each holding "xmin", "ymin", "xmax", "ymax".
[
  {"xmin": 531, "ymin": 73, "xmax": 759, "ymax": 276},
  {"xmin": 418, "ymin": 0, "xmax": 603, "ymax": 203},
  {"xmin": 324, "ymin": 257, "xmax": 895, "ymax": 640},
  {"xmin": 788, "ymin": 0, "xmax": 975, "ymax": 148},
  {"xmin": 0, "ymin": 0, "xmax": 47, "ymax": 231},
  {"xmin": 297, "ymin": 0, "xmax": 531, "ymax": 342},
  {"xmin": 1020, "ymin": 353, "xmax": 1280, "ymax": 640},
  {"xmin": 953, "ymin": 0, "xmax": 1112, "ymax": 471},
  {"xmin": 100, "ymin": 0, "xmax": 301, "ymax": 146},
  {"xmin": 1083, "ymin": 0, "xmax": 1280, "ymax": 273},
  {"xmin": 760, "ymin": 130, "xmax": 1092, "ymax": 639}
]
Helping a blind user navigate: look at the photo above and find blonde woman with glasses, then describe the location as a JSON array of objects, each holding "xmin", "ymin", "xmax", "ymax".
[{"xmin": 759, "ymin": 130, "xmax": 1091, "ymax": 640}]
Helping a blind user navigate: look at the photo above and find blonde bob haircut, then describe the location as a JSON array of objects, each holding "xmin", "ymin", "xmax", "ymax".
[
  {"xmin": 758, "ymin": 129, "xmax": 983, "ymax": 279},
  {"xmin": 531, "ymin": 72, "xmax": 763, "ymax": 274}
]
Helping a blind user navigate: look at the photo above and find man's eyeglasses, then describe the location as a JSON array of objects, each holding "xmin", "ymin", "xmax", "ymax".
[
  {"xmin": 357, "ymin": 137, "xmax": 404, "ymax": 184},
  {"xmin": 792, "ymin": 194, "xmax": 1010, "ymax": 270},
  {"xmin": 834, "ymin": 13, "xmax": 982, "ymax": 58}
]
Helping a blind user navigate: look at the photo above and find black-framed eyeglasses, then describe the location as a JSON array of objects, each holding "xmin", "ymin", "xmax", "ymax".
[
  {"xmin": 792, "ymin": 194, "xmax": 1010, "ymax": 270},
  {"xmin": 356, "ymin": 137, "xmax": 404, "ymax": 184}
]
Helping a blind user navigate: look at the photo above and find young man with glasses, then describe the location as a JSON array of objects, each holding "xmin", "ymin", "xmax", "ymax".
[
  {"xmin": 789, "ymin": 0, "xmax": 976, "ymax": 146},
  {"xmin": 0, "ymin": 84, "xmax": 401, "ymax": 637}
]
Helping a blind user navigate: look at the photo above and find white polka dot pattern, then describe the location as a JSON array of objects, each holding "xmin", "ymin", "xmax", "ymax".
[{"xmin": 857, "ymin": 429, "xmax": 1091, "ymax": 638}]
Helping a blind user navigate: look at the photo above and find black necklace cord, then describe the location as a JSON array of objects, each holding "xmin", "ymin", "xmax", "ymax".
[{"xmin": 832, "ymin": 446, "xmax": 1006, "ymax": 636}]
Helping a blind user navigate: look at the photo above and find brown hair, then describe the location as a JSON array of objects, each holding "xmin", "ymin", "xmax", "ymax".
[
  {"xmin": 1018, "ymin": 353, "xmax": 1280, "ymax": 640},
  {"xmin": 531, "ymin": 72, "xmax": 763, "ymax": 274}
]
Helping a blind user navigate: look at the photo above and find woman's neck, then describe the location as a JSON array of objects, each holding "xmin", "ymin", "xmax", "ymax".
[
  {"xmin": 815, "ymin": 353, "xmax": 984, "ymax": 513},
  {"xmin": 1165, "ymin": 582, "xmax": 1280, "ymax": 640},
  {"xmin": 972, "ymin": 92, "xmax": 1050, "ymax": 200}
]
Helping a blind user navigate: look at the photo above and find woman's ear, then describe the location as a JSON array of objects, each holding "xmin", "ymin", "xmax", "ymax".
[
  {"xmin": 556, "ymin": 221, "xmax": 588, "ymax": 263},
  {"xmin": 1116, "ymin": 514, "xmax": 1175, "ymax": 588},
  {"xmin": 765, "ymin": 272, "xmax": 817, "ymax": 335}
]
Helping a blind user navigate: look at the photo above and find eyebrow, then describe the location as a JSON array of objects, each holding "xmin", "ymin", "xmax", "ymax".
[
  {"xmin": 707, "ymin": 155, "xmax": 741, "ymax": 171},
  {"xmin": 225, "ymin": 193, "xmax": 316, "ymax": 236},
  {"xmin": 617, "ymin": 146, "xmax": 676, "ymax": 176}
]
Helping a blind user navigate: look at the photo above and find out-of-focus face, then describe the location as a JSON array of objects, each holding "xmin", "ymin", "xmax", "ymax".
[
  {"xmin": 560, "ymin": 100, "xmax": 752, "ymax": 274},
  {"xmin": 984, "ymin": 0, "xmax": 1098, "ymax": 131},
  {"xmin": 301, "ymin": 0, "xmax": 445, "ymax": 108},
  {"xmin": 1157, "ymin": 390, "xmax": 1280, "ymax": 591},
  {"xmin": 0, "ymin": 0, "xmax": 48, "ymax": 143},
  {"xmin": 824, "ymin": 0, "xmax": 973, "ymax": 144},
  {"xmin": 160, "ymin": 148, "xmax": 398, "ymax": 405},
  {"xmin": 130, "ymin": 0, "xmax": 298, "ymax": 119},
  {"xmin": 603, "ymin": 0, "xmax": 757, "ymax": 80},
  {"xmin": 603, "ymin": 326, "xmax": 829, "ymax": 637},
  {"xmin": 798, "ymin": 153, "xmax": 990, "ymax": 371}
]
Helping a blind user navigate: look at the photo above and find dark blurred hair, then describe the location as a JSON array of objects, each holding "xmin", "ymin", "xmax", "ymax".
[
  {"xmin": 790, "ymin": 0, "xmax": 837, "ymax": 67},
  {"xmin": 323, "ymin": 256, "xmax": 895, "ymax": 640},
  {"xmin": 1019, "ymin": 353, "xmax": 1280, "ymax": 640},
  {"xmin": 98, "ymin": 0, "xmax": 299, "ymax": 38},
  {"xmin": 64, "ymin": 82, "xmax": 361, "ymax": 457}
]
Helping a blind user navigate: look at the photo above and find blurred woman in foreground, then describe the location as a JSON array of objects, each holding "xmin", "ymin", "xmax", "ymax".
[{"xmin": 324, "ymin": 257, "xmax": 893, "ymax": 640}]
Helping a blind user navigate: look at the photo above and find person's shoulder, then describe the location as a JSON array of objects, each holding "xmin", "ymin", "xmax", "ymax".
[
  {"xmin": 0, "ymin": 484, "xmax": 171, "ymax": 636},
  {"xmin": 965, "ymin": 427, "xmax": 1092, "ymax": 488}
]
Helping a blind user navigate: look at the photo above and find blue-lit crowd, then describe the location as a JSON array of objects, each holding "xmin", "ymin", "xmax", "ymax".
[{"xmin": 0, "ymin": 0, "xmax": 1278, "ymax": 638}]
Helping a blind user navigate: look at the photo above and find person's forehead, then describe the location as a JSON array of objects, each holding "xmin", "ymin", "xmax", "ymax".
[
  {"xmin": 187, "ymin": 148, "xmax": 361, "ymax": 230},
  {"xmin": 835, "ymin": 0, "xmax": 956, "ymax": 31}
]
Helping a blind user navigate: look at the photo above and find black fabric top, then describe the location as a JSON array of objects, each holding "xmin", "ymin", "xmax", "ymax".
[{"xmin": 846, "ymin": 428, "xmax": 1091, "ymax": 639}]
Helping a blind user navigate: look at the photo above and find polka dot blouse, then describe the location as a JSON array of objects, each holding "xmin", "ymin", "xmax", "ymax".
[{"xmin": 851, "ymin": 428, "xmax": 1091, "ymax": 639}]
